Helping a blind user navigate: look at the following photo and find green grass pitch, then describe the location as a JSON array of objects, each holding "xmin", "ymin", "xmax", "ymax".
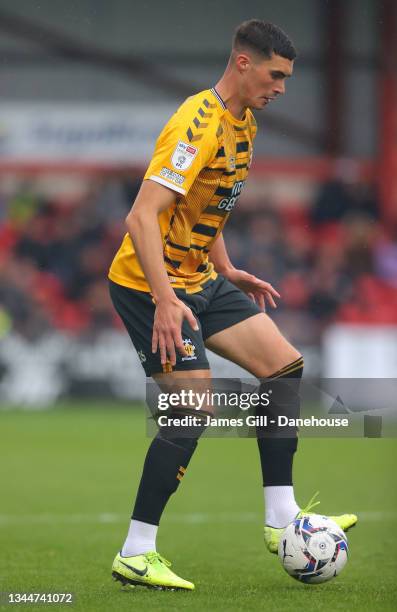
[{"xmin": 1, "ymin": 403, "xmax": 396, "ymax": 611}]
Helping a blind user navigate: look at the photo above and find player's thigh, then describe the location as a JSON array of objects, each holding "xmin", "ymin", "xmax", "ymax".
[
  {"xmin": 200, "ymin": 276, "xmax": 300, "ymax": 377},
  {"xmin": 108, "ymin": 279, "xmax": 210, "ymax": 377},
  {"xmin": 205, "ymin": 312, "xmax": 301, "ymax": 377},
  {"xmin": 153, "ymin": 369, "xmax": 211, "ymax": 382}
]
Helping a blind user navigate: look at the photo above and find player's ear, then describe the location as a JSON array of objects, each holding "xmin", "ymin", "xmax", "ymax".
[{"xmin": 235, "ymin": 52, "xmax": 251, "ymax": 74}]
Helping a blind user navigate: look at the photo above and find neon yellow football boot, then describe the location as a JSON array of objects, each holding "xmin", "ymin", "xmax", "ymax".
[
  {"xmin": 112, "ymin": 551, "xmax": 195, "ymax": 591},
  {"xmin": 264, "ymin": 492, "xmax": 358, "ymax": 554}
]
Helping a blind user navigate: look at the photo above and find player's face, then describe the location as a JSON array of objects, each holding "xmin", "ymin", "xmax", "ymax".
[{"xmin": 240, "ymin": 53, "xmax": 294, "ymax": 110}]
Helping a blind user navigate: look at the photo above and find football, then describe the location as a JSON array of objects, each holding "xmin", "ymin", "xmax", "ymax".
[{"xmin": 278, "ymin": 514, "xmax": 348, "ymax": 584}]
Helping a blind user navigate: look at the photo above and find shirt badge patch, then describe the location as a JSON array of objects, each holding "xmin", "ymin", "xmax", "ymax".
[
  {"xmin": 160, "ymin": 167, "xmax": 185, "ymax": 185},
  {"xmin": 171, "ymin": 141, "xmax": 198, "ymax": 170}
]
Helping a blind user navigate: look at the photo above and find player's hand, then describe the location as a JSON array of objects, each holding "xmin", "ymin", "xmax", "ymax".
[
  {"xmin": 224, "ymin": 268, "xmax": 280, "ymax": 311},
  {"xmin": 152, "ymin": 297, "xmax": 199, "ymax": 366}
]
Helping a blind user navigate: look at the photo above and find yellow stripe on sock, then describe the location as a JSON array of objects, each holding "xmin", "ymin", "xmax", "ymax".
[{"xmin": 269, "ymin": 357, "xmax": 304, "ymax": 379}]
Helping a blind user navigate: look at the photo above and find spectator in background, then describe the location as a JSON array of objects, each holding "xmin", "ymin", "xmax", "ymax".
[
  {"xmin": 310, "ymin": 158, "xmax": 379, "ymax": 224},
  {"xmin": 307, "ymin": 243, "xmax": 351, "ymax": 321},
  {"xmin": 342, "ymin": 214, "xmax": 378, "ymax": 279},
  {"xmin": 0, "ymin": 257, "xmax": 53, "ymax": 340},
  {"xmin": 15, "ymin": 204, "xmax": 55, "ymax": 271}
]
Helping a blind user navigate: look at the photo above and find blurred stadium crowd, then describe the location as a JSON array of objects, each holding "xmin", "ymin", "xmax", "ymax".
[{"xmin": 1, "ymin": 173, "xmax": 396, "ymax": 347}]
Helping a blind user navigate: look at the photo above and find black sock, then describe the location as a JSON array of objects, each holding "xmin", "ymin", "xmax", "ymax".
[
  {"xmin": 132, "ymin": 412, "xmax": 206, "ymax": 525},
  {"xmin": 256, "ymin": 357, "xmax": 303, "ymax": 486}
]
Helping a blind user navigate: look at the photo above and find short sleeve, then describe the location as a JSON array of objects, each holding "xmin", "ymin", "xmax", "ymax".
[{"xmin": 144, "ymin": 111, "xmax": 219, "ymax": 196}]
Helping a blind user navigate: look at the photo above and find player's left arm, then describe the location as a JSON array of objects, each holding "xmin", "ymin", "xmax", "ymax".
[{"xmin": 209, "ymin": 233, "xmax": 280, "ymax": 310}]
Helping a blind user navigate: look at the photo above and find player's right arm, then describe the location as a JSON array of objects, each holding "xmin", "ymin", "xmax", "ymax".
[
  {"xmin": 127, "ymin": 97, "xmax": 219, "ymax": 366},
  {"xmin": 125, "ymin": 180, "xmax": 198, "ymax": 367}
]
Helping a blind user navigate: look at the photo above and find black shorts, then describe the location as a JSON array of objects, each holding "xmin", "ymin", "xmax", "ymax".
[{"xmin": 109, "ymin": 275, "xmax": 261, "ymax": 376}]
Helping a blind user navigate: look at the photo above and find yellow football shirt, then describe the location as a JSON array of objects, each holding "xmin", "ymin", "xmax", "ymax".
[{"xmin": 109, "ymin": 87, "xmax": 257, "ymax": 293}]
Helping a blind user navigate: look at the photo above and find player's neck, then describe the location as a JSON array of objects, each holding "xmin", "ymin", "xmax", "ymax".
[{"xmin": 214, "ymin": 76, "xmax": 248, "ymax": 121}]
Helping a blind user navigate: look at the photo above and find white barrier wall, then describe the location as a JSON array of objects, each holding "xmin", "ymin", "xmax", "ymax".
[{"xmin": 323, "ymin": 325, "xmax": 397, "ymax": 378}]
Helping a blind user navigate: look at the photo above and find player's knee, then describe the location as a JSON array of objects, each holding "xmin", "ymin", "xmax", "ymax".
[
  {"xmin": 267, "ymin": 353, "xmax": 304, "ymax": 380},
  {"xmin": 255, "ymin": 355, "xmax": 304, "ymax": 441},
  {"xmin": 254, "ymin": 346, "xmax": 302, "ymax": 378},
  {"xmin": 288, "ymin": 347, "xmax": 303, "ymax": 365},
  {"xmin": 157, "ymin": 408, "xmax": 207, "ymax": 445}
]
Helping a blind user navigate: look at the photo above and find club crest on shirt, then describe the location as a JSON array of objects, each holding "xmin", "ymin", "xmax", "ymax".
[{"xmin": 171, "ymin": 141, "xmax": 198, "ymax": 170}]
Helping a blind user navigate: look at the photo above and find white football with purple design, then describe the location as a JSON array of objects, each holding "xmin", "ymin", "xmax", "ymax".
[{"xmin": 278, "ymin": 514, "xmax": 348, "ymax": 584}]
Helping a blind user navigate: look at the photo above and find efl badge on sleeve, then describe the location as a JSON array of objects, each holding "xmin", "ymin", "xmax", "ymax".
[{"xmin": 171, "ymin": 141, "xmax": 198, "ymax": 170}]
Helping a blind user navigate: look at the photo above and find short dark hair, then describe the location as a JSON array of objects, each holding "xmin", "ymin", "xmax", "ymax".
[{"xmin": 233, "ymin": 20, "xmax": 297, "ymax": 61}]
